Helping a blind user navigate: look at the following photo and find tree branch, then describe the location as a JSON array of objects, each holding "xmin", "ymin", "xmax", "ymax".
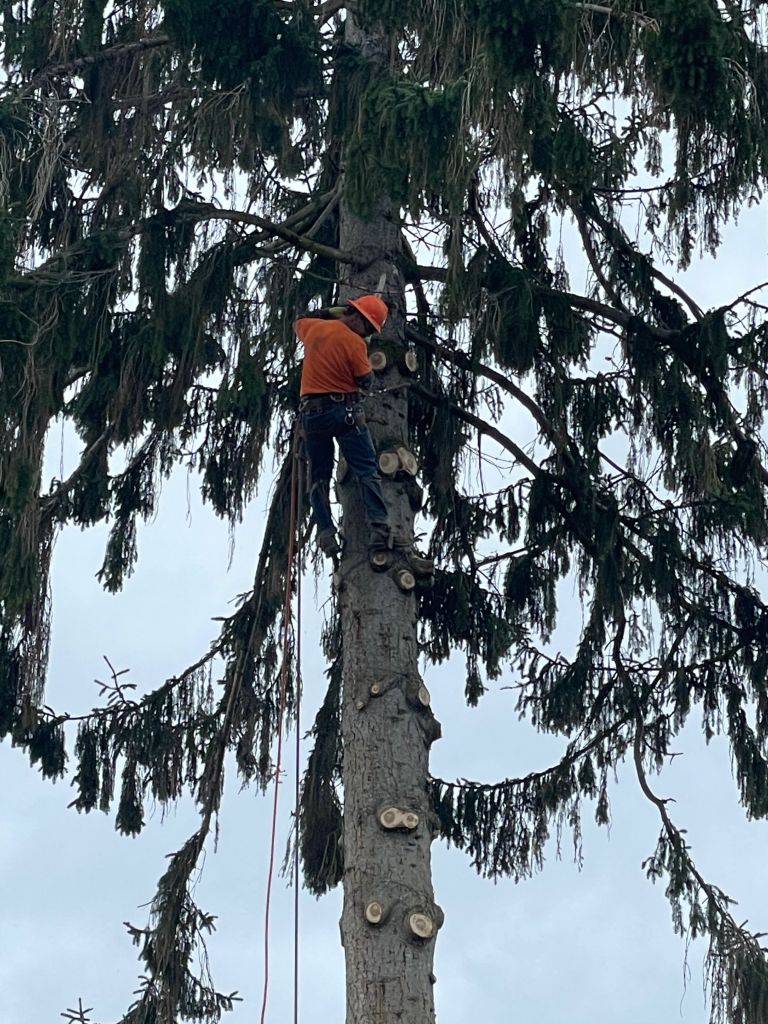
[
  {"xmin": 410, "ymin": 261, "xmax": 677, "ymax": 340},
  {"xmin": 568, "ymin": 2, "xmax": 660, "ymax": 30},
  {"xmin": 431, "ymin": 712, "xmax": 629, "ymax": 797},
  {"xmin": 581, "ymin": 200, "xmax": 705, "ymax": 322},
  {"xmin": 413, "ymin": 382, "xmax": 542, "ymax": 479},
  {"xmin": 11, "ymin": 192, "xmax": 347, "ymax": 288},
  {"xmin": 633, "ymin": 710, "xmax": 750, "ymax": 934},
  {"xmin": 29, "ymin": 35, "xmax": 172, "ymax": 88},
  {"xmin": 175, "ymin": 200, "xmax": 352, "ymax": 264},
  {"xmin": 316, "ymin": 0, "xmax": 351, "ymax": 24},
  {"xmin": 40, "ymin": 430, "xmax": 111, "ymax": 515},
  {"xmin": 406, "ymin": 324, "xmax": 567, "ymax": 451}
]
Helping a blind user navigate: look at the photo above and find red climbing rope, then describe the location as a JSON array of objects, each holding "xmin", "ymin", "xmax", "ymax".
[{"xmin": 260, "ymin": 426, "xmax": 303, "ymax": 1024}]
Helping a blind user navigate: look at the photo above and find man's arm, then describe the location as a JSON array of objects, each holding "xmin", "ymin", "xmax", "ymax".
[
  {"xmin": 294, "ymin": 306, "xmax": 347, "ymax": 322},
  {"xmin": 354, "ymin": 370, "xmax": 375, "ymax": 396}
]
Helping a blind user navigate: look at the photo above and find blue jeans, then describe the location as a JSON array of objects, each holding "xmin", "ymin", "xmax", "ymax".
[{"xmin": 301, "ymin": 402, "xmax": 389, "ymax": 532}]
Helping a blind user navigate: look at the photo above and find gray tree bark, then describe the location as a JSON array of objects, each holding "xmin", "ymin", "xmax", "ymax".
[{"xmin": 336, "ymin": 18, "xmax": 443, "ymax": 1024}]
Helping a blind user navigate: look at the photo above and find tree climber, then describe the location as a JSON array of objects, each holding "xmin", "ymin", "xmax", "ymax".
[{"xmin": 295, "ymin": 295, "xmax": 392, "ymax": 560}]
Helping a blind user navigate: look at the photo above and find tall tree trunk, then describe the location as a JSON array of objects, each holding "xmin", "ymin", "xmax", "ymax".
[{"xmin": 336, "ymin": 18, "xmax": 442, "ymax": 1024}]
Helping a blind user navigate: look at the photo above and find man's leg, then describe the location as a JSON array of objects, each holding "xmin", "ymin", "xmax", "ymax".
[
  {"xmin": 336, "ymin": 412, "xmax": 390, "ymax": 538},
  {"xmin": 302, "ymin": 413, "xmax": 340, "ymax": 556},
  {"xmin": 337, "ymin": 409, "xmax": 434, "ymax": 577}
]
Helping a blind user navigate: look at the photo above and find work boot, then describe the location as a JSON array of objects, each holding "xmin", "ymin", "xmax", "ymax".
[
  {"xmin": 316, "ymin": 526, "xmax": 341, "ymax": 559},
  {"xmin": 394, "ymin": 538, "xmax": 435, "ymax": 577},
  {"xmin": 368, "ymin": 522, "xmax": 392, "ymax": 552},
  {"xmin": 368, "ymin": 522, "xmax": 393, "ymax": 571}
]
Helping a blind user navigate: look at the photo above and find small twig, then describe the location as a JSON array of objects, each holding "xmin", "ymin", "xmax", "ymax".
[
  {"xmin": 94, "ymin": 655, "xmax": 137, "ymax": 707},
  {"xmin": 60, "ymin": 998, "xmax": 94, "ymax": 1024}
]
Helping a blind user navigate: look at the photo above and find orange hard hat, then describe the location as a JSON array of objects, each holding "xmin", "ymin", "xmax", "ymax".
[{"xmin": 347, "ymin": 295, "xmax": 388, "ymax": 334}]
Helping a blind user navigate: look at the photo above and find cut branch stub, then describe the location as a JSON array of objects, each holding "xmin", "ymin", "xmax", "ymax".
[
  {"xmin": 405, "ymin": 677, "xmax": 431, "ymax": 709},
  {"xmin": 365, "ymin": 900, "xmax": 388, "ymax": 926},
  {"xmin": 379, "ymin": 806, "xmax": 419, "ymax": 831},
  {"xmin": 396, "ymin": 568, "xmax": 416, "ymax": 592},
  {"xmin": 370, "ymin": 549, "xmax": 393, "ymax": 571},
  {"xmin": 395, "ymin": 447, "xmax": 418, "ymax": 475},
  {"xmin": 403, "ymin": 349, "xmax": 418, "ymax": 373},
  {"xmin": 378, "ymin": 450, "xmax": 400, "ymax": 475},
  {"xmin": 408, "ymin": 912, "xmax": 434, "ymax": 940},
  {"xmin": 369, "ymin": 350, "xmax": 387, "ymax": 371}
]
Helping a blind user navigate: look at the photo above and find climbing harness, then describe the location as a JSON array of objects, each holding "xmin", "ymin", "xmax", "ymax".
[{"xmin": 298, "ymin": 390, "xmax": 361, "ymax": 429}]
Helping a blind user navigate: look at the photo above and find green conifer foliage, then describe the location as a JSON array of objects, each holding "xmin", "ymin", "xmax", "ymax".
[{"xmin": 1, "ymin": 1, "xmax": 768, "ymax": 1021}]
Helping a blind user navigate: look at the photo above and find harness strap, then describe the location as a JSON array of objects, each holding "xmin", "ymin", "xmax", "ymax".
[{"xmin": 299, "ymin": 391, "xmax": 358, "ymax": 412}]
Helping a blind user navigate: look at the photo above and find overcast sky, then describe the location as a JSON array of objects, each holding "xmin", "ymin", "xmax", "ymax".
[{"xmin": 2, "ymin": 206, "xmax": 767, "ymax": 1024}]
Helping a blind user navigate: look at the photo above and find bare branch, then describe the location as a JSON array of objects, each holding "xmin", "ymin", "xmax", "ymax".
[
  {"xmin": 317, "ymin": 0, "xmax": 351, "ymax": 25},
  {"xmin": 175, "ymin": 200, "xmax": 352, "ymax": 264},
  {"xmin": 29, "ymin": 35, "xmax": 172, "ymax": 88},
  {"xmin": 40, "ymin": 430, "xmax": 111, "ymax": 514},
  {"xmin": 568, "ymin": 2, "xmax": 660, "ymax": 30}
]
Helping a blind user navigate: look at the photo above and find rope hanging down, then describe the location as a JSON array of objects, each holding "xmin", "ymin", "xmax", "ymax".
[
  {"xmin": 294, "ymin": 444, "xmax": 304, "ymax": 1024},
  {"xmin": 260, "ymin": 423, "xmax": 304, "ymax": 1024}
]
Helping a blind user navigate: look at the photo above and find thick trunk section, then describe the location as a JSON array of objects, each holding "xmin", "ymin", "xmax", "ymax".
[{"xmin": 337, "ymin": 19, "xmax": 442, "ymax": 1024}]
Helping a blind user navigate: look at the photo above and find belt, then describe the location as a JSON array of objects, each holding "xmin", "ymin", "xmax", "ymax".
[{"xmin": 299, "ymin": 392, "xmax": 358, "ymax": 412}]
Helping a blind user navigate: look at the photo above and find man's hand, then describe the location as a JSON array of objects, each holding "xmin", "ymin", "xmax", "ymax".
[{"xmin": 354, "ymin": 371, "xmax": 374, "ymax": 396}]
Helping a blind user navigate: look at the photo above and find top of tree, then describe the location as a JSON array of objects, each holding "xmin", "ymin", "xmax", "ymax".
[{"xmin": 1, "ymin": 1, "xmax": 768, "ymax": 1022}]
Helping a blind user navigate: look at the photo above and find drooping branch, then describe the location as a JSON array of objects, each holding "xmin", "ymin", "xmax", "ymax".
[
  {"xmin": 633, "ymin": 713, "xmax": 768, "ymax": 1024},
  {"xmin": 578, "ymin": 200, "xmax": 705, "ymax": 322},
  {"xmin": 410, "ymin": 261, "xmax": 677, "ymax": 340},
  {"xmin": 10, "ymin": 192, "xmax": 346, "ymax": 290},
  {"xmin": 406, "ymin": 324, "xmax": 567, "ymax": 451},
  {"xmin": 413, "ymin": 382, "xmax": 542, "ymax": 479},
  {"xmin": 40, "ymin": 431, "xmax": 111, "ymax": 515}
]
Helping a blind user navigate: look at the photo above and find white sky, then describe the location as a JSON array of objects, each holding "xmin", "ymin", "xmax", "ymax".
[{"xmin": 1, "ymin": 204, "xmax": 767, "ymax": 1024}]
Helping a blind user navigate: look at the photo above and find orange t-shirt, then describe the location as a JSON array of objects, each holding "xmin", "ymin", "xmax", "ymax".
[{"xmin": 295, "ymin": 317, "xmax": 372, "ymax": 396}]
